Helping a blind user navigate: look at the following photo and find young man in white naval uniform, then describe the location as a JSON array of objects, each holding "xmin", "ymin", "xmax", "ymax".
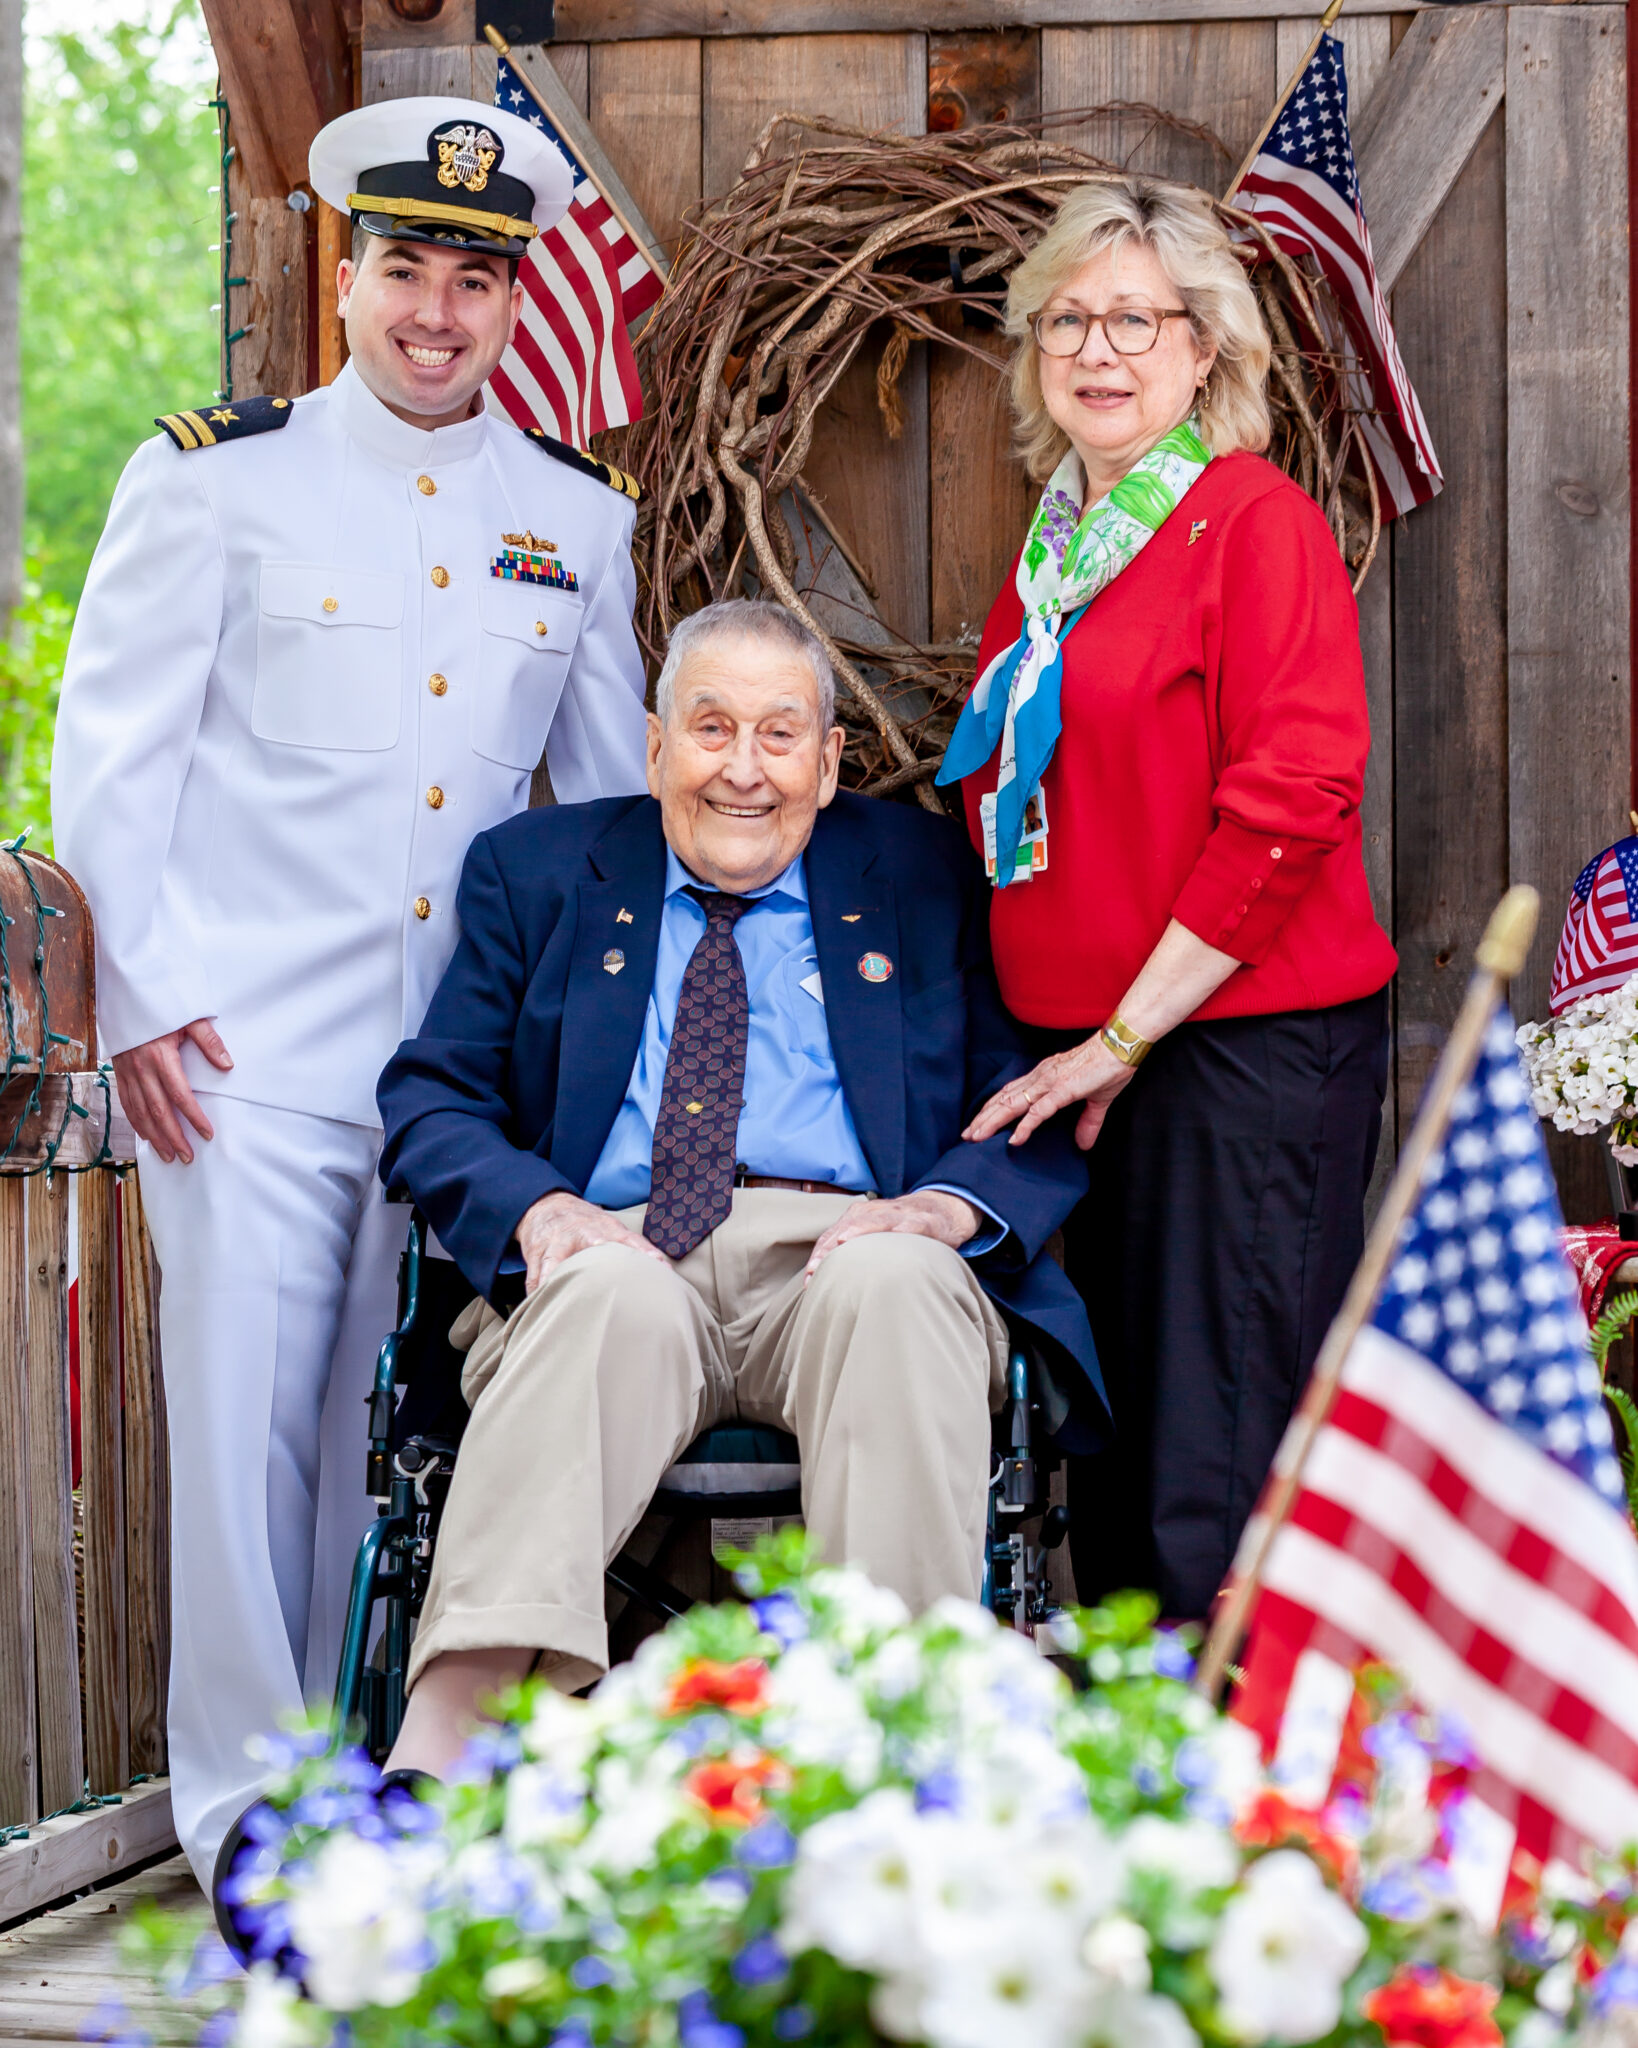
[{"xmin": 50, "ymin": 97, "xmax": 650, "ymax": 1886}]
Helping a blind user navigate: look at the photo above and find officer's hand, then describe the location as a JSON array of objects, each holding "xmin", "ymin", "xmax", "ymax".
[
  {"xmin": 114, "ymin": 1020, "xmax": 234, "ymax": 1166},
  {"xmin": 515, "ymin": 1190, "xmax": 669, "ymax": 1294},
  {"xmin": 802, "ymin": 1189, "xmax": 982, "ymax": 1286}
]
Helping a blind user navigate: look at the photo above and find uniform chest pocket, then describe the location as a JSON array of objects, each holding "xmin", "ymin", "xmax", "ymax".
[
  {"xmin": 253, "ymin": 563, "xmax": 405, "ymax": 752},
  {"xmin": 472, "ymin": 582, "xmax": 585, "ymax": 770}
]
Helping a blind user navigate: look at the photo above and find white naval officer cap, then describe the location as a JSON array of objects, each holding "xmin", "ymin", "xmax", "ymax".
[{"xmin": 309, "ymin": 96, "xmax": 574, "ymax": 260}]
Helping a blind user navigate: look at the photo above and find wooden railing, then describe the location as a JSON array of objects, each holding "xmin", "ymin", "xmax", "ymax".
[{"xmin": 0, "ymin": 845, "xmax": 165, "ymax": 1835}]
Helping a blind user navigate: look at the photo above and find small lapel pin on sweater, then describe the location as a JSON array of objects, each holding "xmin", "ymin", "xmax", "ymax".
[
  {"xmin": 616, "ymin": 907, "xmax": 633, "ymax": 924},
  {"xmin": 842, "ymin": 912, "xmax": 862, "ymax": 923},
  {"xmin": 1188, "ymin": 519, "xmax": 1208, "ymax": 546},
  {"xmin": 603, "ymin": 948, "xmax": 625, "ymax": 975}
]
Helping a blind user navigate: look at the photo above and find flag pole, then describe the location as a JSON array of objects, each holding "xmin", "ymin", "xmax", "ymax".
[
  {"xmin": 1222, "ymin": 0, "xmax": 1349, "ymax": 204},
  {"xmin": 1192, "ymin": 883, "xmax": 1541, "ymax": 1704},
  {"xmin": 483, "ymin": 24, "xmax": 668, "ymax": 285}
]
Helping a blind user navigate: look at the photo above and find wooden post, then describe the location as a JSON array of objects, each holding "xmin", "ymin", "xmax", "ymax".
[
  {"xmin": 1193, "ymin": 884, "xmax": 1541, "ymax": 1704},
  {"xmin": 0, "ymin": 1177, "xmax": 37, "ymax": 1824},
  {"xmin": 26, "ymin": 1173, "xmax": 81, "ymax": 1817},
  {"xmin": 78, "ymin": 1171, "xmax": 129, "ymax": 1796},
  {"xmin": 317, "ymin": 201, "xmax": 349, "ymax": 386},
  {"xmin": 121, "ymin": 1176, "xmax": 168, "ymax": 1779}
]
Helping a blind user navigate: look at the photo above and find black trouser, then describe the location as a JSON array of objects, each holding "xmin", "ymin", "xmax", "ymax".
[{"xmin": 1030, "ymin": 987, "xmax": 1389, "ymax": 1623}]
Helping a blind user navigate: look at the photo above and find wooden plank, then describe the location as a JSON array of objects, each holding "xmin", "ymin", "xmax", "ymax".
[
  {"xmin": 197, "ymin": 0, "xmax": 352, "ymax": 198},
  {"xmin": 76, "ymin": 1173, "xmax": 127, "ymax": 1799},
  {"xmin": 0, "ymin": 1179, "xmax": 37, "ymax": 1827},
  {"xmin": 556, "ymin": 0, "xmax": 1510, "ymax": 35},
  {"xmin": 0, "ymin": 1851, "xmax": 194, "ymax": 1948},
  {"xmin": 1042, "ymin": 22, "xmax": 1277, "ymax": 189},
  {"xmin": 1390, "ymin": 109, "xmax": 1508, "ymax": 1154},
  {"xmin": 360, "ymin": 0, "xmax": 475, "ymax": 43},
  {"xmin": 703, "ymin": 35, "xmax": 930, "ymax": 645},
  {"xmin": 928, "ymin": 32, "xmax": 1040, "ymax": 647},
  {"xmin": 25, "ymin": 1176, "xmax": 81, "ymax": 1821},
  {"xmin": 222, "ymin": 165, "xmax": 311, "ymax": 401},
  {"xmin": 1506, "ymin": 4, "xmax": 1630, "ymax": 1224},
  {"xmin": 362, "ymin": 41, "xmax": 487, "ymax": 100},
  {"xmin": 120, "ymin": 1180, "xmax": 167, "ymax": 1782},
  {"xmin": 1351, "ymin": 7, "xmax": 1508, "ymax": 295},
  {"xmin": 317, "ymin": 200, "xmax": 349, "ymax": 386},
  {"xmin": 0, "ymin": 1785, "xmax": 176, "ymax": 1927},
  {"xmin": 588, "ymin": 39, "xmax": 703, "ymax": 260},
  {"xmin": 0, "ymin": 1077, "xmax": 135, "ymax": 1176}
]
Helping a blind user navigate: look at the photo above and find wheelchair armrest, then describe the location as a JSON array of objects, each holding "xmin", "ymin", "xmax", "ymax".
[{"xmin": 366, "ymin": 1212, "xmax": 429, "ymax": 1496}]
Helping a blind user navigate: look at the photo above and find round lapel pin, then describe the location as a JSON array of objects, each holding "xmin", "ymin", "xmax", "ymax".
[{"xmin": 857, "ymin": 951, "xmax": 893, "ymax": 984}]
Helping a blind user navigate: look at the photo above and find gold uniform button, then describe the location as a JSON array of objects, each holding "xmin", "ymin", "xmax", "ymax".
[
  {"xmin": 322, "ymin": 596, "xmax": 338, "ymax": 613},
  {"xmin": 428, "ymin": 672, "xmax": 448, "ymax": 696},
  {"xmin": 430, "ymin": 565, "xmax": 450, "ymax": 588},
  {"xmin": 534, "ymin": 620, "xmax": 547, "ymax": 637},
  {"xmin": 426, "ymin": 786, "xmax": 445, "ymax": 810},
  {"xmin": 413, "ymin": 896, "xmax": 431, "ymax": 921},
  {"xmin": 417, "ymin": 474, "xmax": 436, "ymax": 496}
]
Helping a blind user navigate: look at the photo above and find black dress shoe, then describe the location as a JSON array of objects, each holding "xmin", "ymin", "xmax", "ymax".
[{"xmin": 211, "ymin": 1797, "xmax": 301, "ymax": 1970}]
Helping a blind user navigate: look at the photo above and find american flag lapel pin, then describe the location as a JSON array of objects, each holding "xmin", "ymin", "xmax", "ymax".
[{"xmin": 1188, "ymin": 519, "xmax": 1208, "ymax": 546}]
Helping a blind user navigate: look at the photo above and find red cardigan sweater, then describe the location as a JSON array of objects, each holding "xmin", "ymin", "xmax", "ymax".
[{"xmin": 960, "ymin": 451, "xmax": 1397, "ymax": 1028}]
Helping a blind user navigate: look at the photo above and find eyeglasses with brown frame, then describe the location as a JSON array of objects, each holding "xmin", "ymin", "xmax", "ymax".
[{"xmin": 1033, "ymin": 306, "xmax": 1193, "ymax": 358}]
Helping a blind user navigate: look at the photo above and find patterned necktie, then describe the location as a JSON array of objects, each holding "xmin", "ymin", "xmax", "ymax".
[{"xmin": 643, "ymin": 887, "xmax": 753, "ymax": 1259}]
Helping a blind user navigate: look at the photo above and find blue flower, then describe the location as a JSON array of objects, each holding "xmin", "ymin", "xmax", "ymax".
[
  {"xmin": 80, "ymin": 2001, "xmax": 130, "ymax": 2041},
  {"xmin": 569, "ymin": 1957, "xmax": 614, "ymax": 1992},
  {"xmin": 1172, "ymin": 1738, "xmax": 1214, "ymax": 1789},
  {"xmin": 288, "ymin": 1787, "xmax": 370, "ymax": 1831},
  {"xmin": 1151, "ymin": 1631, "xmax": 1196, "ymax": 1682},
  {"xmin": 549, "ymin": 2026, "xmax": 593, "ymax": 2048},
  {"xmin": 380, "ymin": 1785, "xmax": 442, "ymax": 1835},
  {"xmin": 195, "ymin": 2012, "xmax": 236, "ymax": 2048},
  {"xmin": 734, "ymin": 1819, "xmax": 795, "ymax": 1869},
  {"xmin": 1360, "ymin": 1867, "xmax": 1428, "ymax": 1921},
  {"xmin": 1593, "ymin": 1961, "xmax": 1638, "ymax": 2013},
  {"xmin": 731, "ymin": 1935, "xmax": 789, "ymax": 1987},
  {"xmin": 175, "ymin": 1932, "xmax": 240, "ymax": 1996},
  {"xmin": 241, "ymin": 1803, "xmax": 292, "ymax": 1851},
  {"xmin": 914, "ymin": 1768, "xmax": 962, "ymax": 1815},
  {"xmin": 772, "ymin": 2008, "xmax": 814, "ymax": 2041},
  {"xmin": 453, "ymin": 1726, "xmax": 523, "ymax": 1783},
  {"xmin": 1131, "ymin": 1762, "xmax": 1165, "ymax": 1797},
  {"xmin": 330, "ymin": 1748, "xmax": 384, "ymax": 1794},
  {"xmin": 674, "ymin": 1713, "xmax": 731, "ymax": 1759},
  {"xmin": 678, "ymin": 1991, "xmax": 746, "ymax": 2048},
  {"xmin": 752, "ymin": 1594, "xmax": 808, "ymax": 1649}
]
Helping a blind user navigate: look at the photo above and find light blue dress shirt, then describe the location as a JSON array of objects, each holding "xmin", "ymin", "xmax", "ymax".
[{"xmin": 584, "ymin": 849, "xmax": 1004, "ymax": 1253}]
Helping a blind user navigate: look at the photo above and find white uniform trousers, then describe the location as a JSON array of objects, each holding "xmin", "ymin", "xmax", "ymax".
[{"xmin": 138, "ymin": 1096, "xmax": 406, "ymax": 1885}]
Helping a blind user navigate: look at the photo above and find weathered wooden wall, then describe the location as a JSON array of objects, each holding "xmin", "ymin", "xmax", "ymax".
[{"xmin": 216, "ymin": 0, "xmax": 1631, "ymax": 1223}]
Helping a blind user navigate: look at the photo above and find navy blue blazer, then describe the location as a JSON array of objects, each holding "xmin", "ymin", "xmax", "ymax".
[{"xmin": 377, "ymin": 792, "xmax": 1107, "ymax": 1435}]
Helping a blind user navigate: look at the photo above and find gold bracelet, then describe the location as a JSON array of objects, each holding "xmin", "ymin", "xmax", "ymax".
[{"xmin": 1100, "ymin": 1014, "xmax": 1153, "ymax": 1068}]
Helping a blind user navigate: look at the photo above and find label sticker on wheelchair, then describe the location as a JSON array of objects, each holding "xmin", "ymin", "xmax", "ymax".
[{"xmin": 711, "ymin": 1517, "xmax": 773, "ymax": 1564}]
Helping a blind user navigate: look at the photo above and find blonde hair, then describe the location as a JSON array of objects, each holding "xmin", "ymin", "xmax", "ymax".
[{"xmin": 1005, "ymin": 175, "xmax": 1272, "ymax": 479}]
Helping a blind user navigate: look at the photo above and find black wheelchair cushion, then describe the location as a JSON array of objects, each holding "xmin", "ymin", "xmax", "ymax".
[{"xmin": 658, "ymin": 1424, "xmax": 801, "ymax": 1497}]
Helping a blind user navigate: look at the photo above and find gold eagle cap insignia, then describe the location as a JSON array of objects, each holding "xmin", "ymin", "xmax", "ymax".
[{"xmin": 434, "ymin": 123, "xmax": 499, "ymax": 195}]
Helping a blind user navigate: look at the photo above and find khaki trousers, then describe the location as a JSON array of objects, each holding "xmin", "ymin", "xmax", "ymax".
[{"xmin": 408, "ymin": 1191, "xmax": 1010, "ymax": 1693}]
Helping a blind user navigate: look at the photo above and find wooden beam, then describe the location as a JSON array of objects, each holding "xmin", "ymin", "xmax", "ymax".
[
  {"xmin": 551, "ymin": 0, "xmax": 1518, "ymax": 38},
  {"xmin": 77, "ymin": 1172, "xmax": 128, "ymax": 1798},
  {"xmin": 1507, "ymin": 3, "xmax": 1629, "ymax": 1221},
  {"xmin": 25, "ymin": 1175, "xmax": 81, "ymax": 1821},
  {"xmin": 198, "ymin": 2, "xmax": 352, "ymax": 199},
  {"xmin": 0, "ymin": 1780, "xmax": 175, "ymax": 1924},
  {"xmin": 0, "ymin": 1076, "xmax": 136, "ymax": 1174},
  {"xmin": 121, "ymin": 1180, "xmax": 168, "ymax": 1781},
  {"xmin": 1352, "ymin": 6, "xmax": 1508, "ymax": 294},
  {"xmin": 0, "ymin": 1179, "xmax": 37, "ymax": 1828}
]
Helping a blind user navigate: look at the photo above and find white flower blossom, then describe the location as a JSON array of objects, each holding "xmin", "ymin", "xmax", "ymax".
[
  {"xmin": 763, "ymin": 1639, "xmax": 885, "ymax": 1789},
  {"xmin": 1082, "ymin": 1912, "xmax": 1153, "ymax": 1989},
  {"xmin": 1082, "ymin": 1984, "xmax": 1201, "ymax": 2048},
  {"xmin": 1518, "ymin": 981, "xmax": 1638, "ymax": 1158},
  {"xmin": 285, "ymin": 1833, "xmax": 432, "ymax": 2011},
  {"xmin": 782, "ymin": 1786, "xmax": 923, "ymax": 1971},
  {"xmin": 234, "ymin": 1965, "xmax": 310, "ymax": 2048},
  {"xmin": 1124, "ymin": 1813, "xmax": 1241, "ymax": 1893},
  {"xmin": 1207, "ymin": 1849, "xmax": 1367, "ymax": 2044}
]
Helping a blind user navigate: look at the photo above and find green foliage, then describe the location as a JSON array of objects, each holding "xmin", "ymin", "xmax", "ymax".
[
  {"xmin": 5, "ymin": 4, "xmax": 218, "ymax": 845},
  {"xmin": 1591, "ymin": 1288, "xmax": 1638, "ymax": 1524}
]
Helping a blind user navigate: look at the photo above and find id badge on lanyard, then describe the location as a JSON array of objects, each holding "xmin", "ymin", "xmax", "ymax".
[{"xmin": 980, "ymin": 785, "xmax": 1049, "ymax": 885}]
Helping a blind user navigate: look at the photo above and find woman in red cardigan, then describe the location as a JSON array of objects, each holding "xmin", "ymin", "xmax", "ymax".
[{"xmin": 946, "ymin": 174, "xmax": 1396, "ymax": 1623}]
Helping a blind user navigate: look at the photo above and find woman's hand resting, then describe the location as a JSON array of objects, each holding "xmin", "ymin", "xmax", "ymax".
[{"xmin": 964, "ymin": 1033, "xmax": 1138, "ymax": 1151}]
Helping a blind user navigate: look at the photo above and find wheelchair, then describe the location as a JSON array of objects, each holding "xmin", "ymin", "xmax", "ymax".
[{"xmin": 333, "ymin": 1212, "xmax": 1073, "ymax": 1757}]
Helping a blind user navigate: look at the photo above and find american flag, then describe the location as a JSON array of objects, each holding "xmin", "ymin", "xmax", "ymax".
[
  {"xmin": 1549, "ymin": 837, "xmax": 1638, "ymax": 1014},
  {"xmin": 1232, "ymin": 1007, "xmax": 1638, "ymax": 1918},
  {"xmin": 488, "ymin": 56, "xmax": 664, "ymax": 447},
  {"xmin": 1234, "ymin": 33, "xmax": 1442, "ymax": 518}
]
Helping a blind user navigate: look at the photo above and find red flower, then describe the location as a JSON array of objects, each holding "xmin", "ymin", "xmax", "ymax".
[
  {"xmin": 661, "ymin": 1658, "xmax": 771, "ymax": 1718},
  {"xmin": 1363, "ymin": 1967, "xmax": 1503, "ymax": 2048},
  {"xmin": 683, "ymin": 1752, "xmax": 788, "ymax": 1827},
  {"xmin": 1235, "ymin": 1789, "xmax": 1358, "ymax": 1890}
]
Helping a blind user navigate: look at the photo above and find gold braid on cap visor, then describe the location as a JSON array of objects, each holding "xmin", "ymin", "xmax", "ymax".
[{"xmin": 348, "ymin": 193, "xmax": 540, "ymax": 241}]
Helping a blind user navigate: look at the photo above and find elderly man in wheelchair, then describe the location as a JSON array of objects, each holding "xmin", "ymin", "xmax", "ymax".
[{"xmin": 338, "ymin": 598, "xmax": 1106, "ymax": 1800}]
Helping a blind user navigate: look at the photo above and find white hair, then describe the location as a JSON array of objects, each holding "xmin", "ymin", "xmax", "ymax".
[{"xmin": 655, "ymin": 599, "xmax": 836, "ymax": 730}]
